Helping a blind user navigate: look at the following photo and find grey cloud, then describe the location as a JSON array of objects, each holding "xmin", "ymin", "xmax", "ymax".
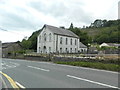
[
  {"xmin": 29, "ymin": 0, "xmax": 93, "ymax": 26},
  {"xmin": 29, "ymin": 1, "xmax": 68, "ymax": 17},
  {"xmin": 0, "ymin": 0, "xmax": 94, "ymax": 32},
  {"xmin": 0, "ymin": 8, "xmax": 41, "ymax": 31}
]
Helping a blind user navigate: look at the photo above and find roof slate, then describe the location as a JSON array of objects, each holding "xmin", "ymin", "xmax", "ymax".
[
  {"xmin": 103, "ymin": 43, "xmax": 120, "ymax": 47},
  {"xmin": 44, "ymin": 24, "xmax": 79, "ymax": 38},
  {"xmin": 79, "ymin": 42, "xmax": 87, "ymax": 48}
]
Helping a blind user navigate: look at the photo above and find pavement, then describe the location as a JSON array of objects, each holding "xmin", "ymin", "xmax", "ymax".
[{"xmin": 0, "ymin": 58, "xmax": 119, "ymax": 89}]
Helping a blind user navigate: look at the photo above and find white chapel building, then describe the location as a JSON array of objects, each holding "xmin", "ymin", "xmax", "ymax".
[{"xmin": 37, "ymin": 24, "xmax": 87, "ymax": 54}]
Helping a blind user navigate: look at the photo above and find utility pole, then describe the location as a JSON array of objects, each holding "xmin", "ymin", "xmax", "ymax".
[
  {"xmin": 118, "ymin": 1, "xmax": 120, "ymax": 19},
  {"xmin": 0, "ymin": 41, "xmax": 2, "ymax": 58}
]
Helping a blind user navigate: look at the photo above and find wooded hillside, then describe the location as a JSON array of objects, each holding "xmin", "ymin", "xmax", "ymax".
[{"xmin": 21, "ymin": 19, "xmax": 119, "ymax": 50}]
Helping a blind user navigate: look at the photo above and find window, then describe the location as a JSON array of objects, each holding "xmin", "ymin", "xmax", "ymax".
[
  {"xmin": 39, "ymin": 36, "xmax": 41, "ymax": 43},
  {"xmin": 66, "ymin": 38, "xmax": 68, "ymax": 45},
  {"xmin": 44, "ymin": 33, "xmax": 46, "ymax": 41},
  {"xmin": 75, "ymin": 48, "xmax": 77, "ymax": 53},
  {"xmin": 66, "ymin": 48, "xmax": 68, "ymax": 53},
  {"xmin": 70, "ymin": 48, "xmax": 72, "ymax": 53},
  {"xmin": 49, "ymin": 47, "xmax": 51, "ymax": 53},
  {"xmin": 70, "ymin": 39, "xmax": 72, "ymax": 45},
  {"xmin": 49, "ymin": 33, "xmax": 51, "ymax": 42},
  {"xmin": 75, "ymin": 39, "xmax": 77, "ymax": 45},
  {"xmin": 39, "ymin": 47, "xmax": 41, "ymax": 53},
  {"xmin": 81, "ymin": 49, "xmax": 83, "ymax": 52},
  {"xmin": 60, "ymin": 48, "xmax": 62, "ymax": 53},
  {"xmin": 60, "ymin": 37, "xmax": 62, "ymax": 44}
]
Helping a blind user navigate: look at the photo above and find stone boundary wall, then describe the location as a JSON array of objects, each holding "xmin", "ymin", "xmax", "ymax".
[
  {"xmin": 52, "ymin": 57, "xmax": 119, "ymax": 64},
  {"xmin": 24, "ymin": 56, "xmax": 50, "ymax": 61},
  {"xmin": 5, "ymin": 53, "xmax": 119, "ymax": 64},
  {"xmin": 23, "ymin": 54, "xmax": 119, "ymax": 64}
]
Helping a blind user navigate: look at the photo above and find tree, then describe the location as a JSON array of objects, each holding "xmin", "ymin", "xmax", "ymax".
[
  {"xmin": 69, "ymin": 23, "xmax": 74, "ymax": 30},
  {"xmin": 68, "ymin": 25, "xmax": 91, "ymax": 45},
  {"xmin": 28, "ymin": 30, "xmax": 41, "ymax": 50},
  {"xmin": 21, "ymin": 39, "xmax": 31, "ymax": 50}
]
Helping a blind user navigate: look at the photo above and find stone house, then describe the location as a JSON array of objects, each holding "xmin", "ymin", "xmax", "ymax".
[
  {"xmin": 79, "ymin": 42, "xmax": 87, "ymax": 53},
  {"xmin": 37, "ymin": 24, "xmax": 87, "ymax": 54},
  {"xmin": 100, "ymin": 43, "xmax": 120, "ymax": 48},
  {"xmin": 2, "ymin": 42, "xmax": 23, "ymax": 58}
]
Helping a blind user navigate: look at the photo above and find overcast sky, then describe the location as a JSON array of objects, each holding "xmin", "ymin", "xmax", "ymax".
[{"xmin": 0, "ymin": 0, "xmax": 119, "ymax": 43}]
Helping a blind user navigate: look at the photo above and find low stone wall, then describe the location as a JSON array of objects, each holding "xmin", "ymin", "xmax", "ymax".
[
  {"xmin": 7, "ymin": 53, "xmax": 119, "ymax": 64},
  {"xmin": 24, "ymin": 55, "xmax": 50, "ymax": 61},
  {"xmin": 52, "ymin": 56, "xmax": 119, "ymax": 64}
]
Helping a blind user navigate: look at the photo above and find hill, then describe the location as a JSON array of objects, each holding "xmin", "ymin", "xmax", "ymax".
[
  {"xmin": 21, "ymin": 19, "xmax": 119, "ymax": 50},
  {"xmin": 80, "ymin": 19, "xmax": 119, "ymax": 44}
]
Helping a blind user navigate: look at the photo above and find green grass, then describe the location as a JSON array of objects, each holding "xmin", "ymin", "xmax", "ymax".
[{"xmin": 54, "ymin": 61, "xmax": 120, "ymax": 72}]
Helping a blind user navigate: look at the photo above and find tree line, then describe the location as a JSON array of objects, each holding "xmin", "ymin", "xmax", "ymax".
[{"xmin": 21, "ymin": 19, "xmax": 119, "ymax": 50}]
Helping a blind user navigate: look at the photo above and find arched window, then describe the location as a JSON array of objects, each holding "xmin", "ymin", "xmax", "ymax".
[
  {"xmin": 39, "ymin": 36, "xmax": 41, "ymax": 43},
  {"xmin": 49, "ymin": 47, "xmax": 51, "ymax": 53},
  {"xmin": 44, "ymin": 33, "xmax": 46, "ymax": 41},
  {"xmin": 60, "ymin": 37, "xmax": 62, "ymax": 44},
  {"xmin": 60, "ymin": 48, "xmax": 62, "ymax": 53},
  {"xmin": 70, "ymin": 39, "xmax": 72, "ymax": 45},
  {"xmin": 75, "ymin": 39, "xmax": 77, "ymax": 45},
  {"xmin": 49, "ymin": 33, "xmax": 51, "ymax": 42},
  {"xmin": 70, "ymin": 48, "xmax": 72, "ymax": 53},
  {"xmin": 66, "ymin": 48, "xmax": 68, "ymax": 53},
  {"xmin": 75, "ymin": 48, "xmax": 77, "ymax": 53},
  {"xmin": 66, "ymin": 38, "xmax": 68, "ymax": 45},
  {"xmin": 39, "ymin": 47, "xmax": 41, "ymax": 53}
]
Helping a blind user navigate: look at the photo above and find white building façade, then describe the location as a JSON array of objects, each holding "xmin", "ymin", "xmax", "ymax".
[{"xmin": 37, "ymin": 24, "xmax": 86, "ymax": 54}]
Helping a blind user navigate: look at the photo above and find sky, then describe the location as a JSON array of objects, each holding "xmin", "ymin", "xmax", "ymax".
[{"xmin": 0, "ymin": 0, "xmax": 119, "ymax": 43}]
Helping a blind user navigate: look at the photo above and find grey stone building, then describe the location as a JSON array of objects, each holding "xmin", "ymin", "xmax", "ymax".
[{"xmin": 2, "ymin": 42, "xmax": 23, "ymax": 58}]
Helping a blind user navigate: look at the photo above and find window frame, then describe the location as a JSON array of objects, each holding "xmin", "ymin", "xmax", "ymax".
[
  {"xmin": 49, "ymin": 33, "xmax": 52, "ymax": 42},
  {"xmin": 70, "ymin": 39, "xmax": 72, "ymax": 45},
  {"xmin": 60, "ymin": 37, "xmax": 62, "ymax": 44},
  {"xmin": 66, "ymin": 38, "xmax": 68, "ymax": 45},
  {"xmin": 44, "ymin": 33, "xmax": 47, "ymax": 41}
]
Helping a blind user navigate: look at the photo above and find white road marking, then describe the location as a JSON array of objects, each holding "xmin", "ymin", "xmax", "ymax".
[
  {"xmin": 67, "ymin": 75, "xmax": 119, "ymax": 89},
  {"xmin": 1, "ymin": 63, "xmax": 4, "ymax": 65},
  {"xmin": 2, "ymin": 67, "xmax": 6, "ymax": 69},
  {"xmin": 27, "ymin": 66, "xmax": 50, "ymax": 72},
  {"xmin": 5, "ymin": 65, "xmax": 12, "ymax": 67},
  {"xmin": 9, "ymin": 62, "xmax": 20, "ymax": 66},
  {"xmin": 15, "ymin": 81, "xmax": 26, "ymax": 89}
]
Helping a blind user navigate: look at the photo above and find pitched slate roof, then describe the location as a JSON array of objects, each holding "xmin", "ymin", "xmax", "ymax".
[
  {"xmin": 102, "ymin": 43, "xmax": 120, "ymax": 47},
  {"xmin": 2, "ymin": 42, "xmax": 22, "ymax": 48},
  {"xmin": 79, "ymin": 42, "xmax": 87, "ymax": 48},
  {"xmin": 43, "ymin": 24, "xmax": 79, "ymax": 38}
]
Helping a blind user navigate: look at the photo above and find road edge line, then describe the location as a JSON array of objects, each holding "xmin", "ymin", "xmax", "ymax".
[
  {"xmin": 67, "ymin": 75, "xmax": 119, "ymax": 89},
  {"xmin": 15, "ymin": 81, "xmax": 25, "ymax": 89}
]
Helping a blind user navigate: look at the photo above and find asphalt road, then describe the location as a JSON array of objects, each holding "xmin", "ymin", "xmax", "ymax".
[{"xmin": 0, "ymin": 58, "xmax": 119, "ymax": 89}]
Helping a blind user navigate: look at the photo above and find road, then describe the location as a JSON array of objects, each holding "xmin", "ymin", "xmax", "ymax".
[{"xmin": 0, "ymin": 58, "xmax": 119, "ymax": 89}]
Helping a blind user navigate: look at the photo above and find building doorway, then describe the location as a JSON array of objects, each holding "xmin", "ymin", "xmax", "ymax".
[{"xmin": 43, "ymin": 46, "xmax": 46, "ymax": 53}]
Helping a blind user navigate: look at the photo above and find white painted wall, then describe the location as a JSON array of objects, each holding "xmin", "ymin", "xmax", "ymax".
[
  {"xmin": 99, "ymin": 43, "xmax": 109, "ymax": 48},
  {"xmin": 37, "ymin": 28, "xmax": 54, "ymax": 53},
  {"xmin": 79, "ymin": 48, "xmax": 87, "ymax": 52},
  {"xmin": 57, "ymin": 35, "xmax": 79, "ymax": 53},
  {"xmin": 37, "ymin": 27, "xmax": 80, "ymax": 54}
]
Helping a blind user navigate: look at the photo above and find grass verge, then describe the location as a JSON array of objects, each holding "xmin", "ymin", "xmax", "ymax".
[{"xmin": 54, "ymin": 61, "xmax": 120, "ymax": 72}]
